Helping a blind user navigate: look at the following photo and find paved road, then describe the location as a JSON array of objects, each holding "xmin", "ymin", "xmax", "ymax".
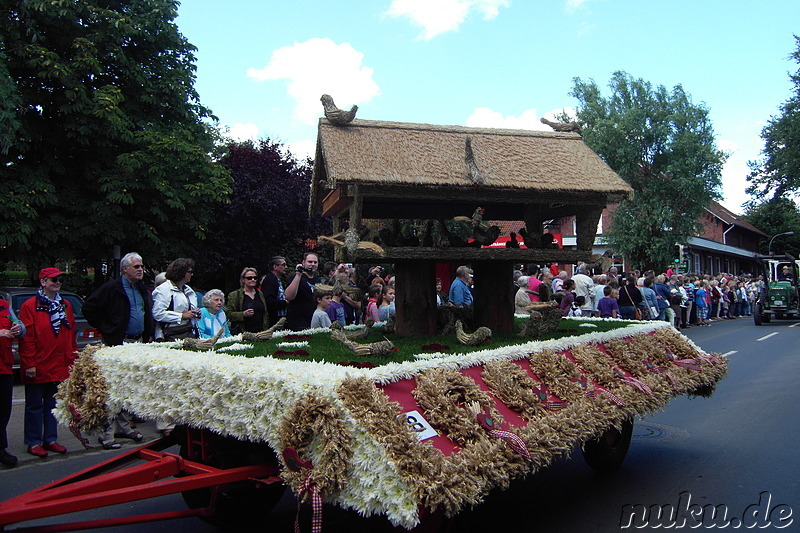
[{"xmin": 1, "ymin": 317, "xmax": 797, "ymax": 532}]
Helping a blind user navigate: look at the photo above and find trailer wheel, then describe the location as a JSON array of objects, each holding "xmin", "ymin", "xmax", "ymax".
[
  {"xmin": 179, "ymin": 432, "xmax": 285, "ymax": 526},
  {"xmin": 753, "ymin": 303, "xmax": 763, "ymax": 325},
  {"xmin": 582, "ymin": 419, "xmax": 633, "ymax": 472}
]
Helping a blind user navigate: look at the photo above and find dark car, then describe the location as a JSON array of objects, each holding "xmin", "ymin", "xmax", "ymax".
[{"xmin": 0, "ymin": 287, "xmax": 103, "ymax": 372}]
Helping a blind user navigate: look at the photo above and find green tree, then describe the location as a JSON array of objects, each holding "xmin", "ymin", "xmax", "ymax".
[
  {"xmin": 747, "ymin": 35, "xmax": 800, "ymax": 200},
  {"xmin": 570, "ymin": 71, "xmax": 726, "ymax": 270},
  {"xmin": 197, "ymin": 140, "xmax": 331, "ymax": 293},
  {"xmin": 0, "ymin": 0, "xmax": 231, "ymax": 270},
  {"xmin": 743, "ymin": 197, "xmax": 800, "ymax": 256}
]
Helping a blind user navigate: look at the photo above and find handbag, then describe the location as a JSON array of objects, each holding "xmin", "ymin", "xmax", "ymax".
[
  {"xmin": 624, "ymin": 286, "xmax": 643, "ymax": 320},
  {"xmin": 161, "ymin": 322, "xmax": 195, "ymax": 341}
]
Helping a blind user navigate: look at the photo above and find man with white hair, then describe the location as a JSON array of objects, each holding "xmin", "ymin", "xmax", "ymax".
[
  {"xmin": 449, "ymin": 265, "xmax": 474, "ymax": 307},
  {"xmin": 83, "ymin": 252, "xmax": 153, "ymax": 448},
  {"xmin": 572, "ymin": 263, "xmax": 595, "ymax": 315},
  {"xmin": 84, "ymin": 252, "xmax": 154, "ymax": 346}
]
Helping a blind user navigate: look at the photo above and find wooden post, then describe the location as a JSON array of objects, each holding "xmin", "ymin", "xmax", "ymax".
[
  {"xmin": 472, "ymin": 261, "xmax": 515, "ymax": 334},
  {"xmin": 394, "ymin": 260, "xmax": 437, "ymax": 336},
  {"xmin": 575, "ymin": 206, "xmax": 603, "ymax": 251}
]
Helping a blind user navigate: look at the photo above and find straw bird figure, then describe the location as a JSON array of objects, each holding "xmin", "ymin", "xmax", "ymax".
[
  {"xmin": 321, "ymin": 94, "xmax": 358, "ymax": 126},
  {"xmin": 241, "ymin": 317, "xmax": 286, "ymax": 341},
  {"xmin": 540, "ymin": 117, "xmax": 581, "ymax": 133},
  {"xmin": 455, "ymin": 320, "xmax": 492, "ymax": 346},
  {"xmin": 183, "ymin": 328, "xmax": 225, "ymax": 351}
]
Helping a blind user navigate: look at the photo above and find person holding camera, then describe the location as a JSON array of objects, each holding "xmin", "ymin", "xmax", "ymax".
[{"xmin": 284, "ymin": 252, "xmax": 321, "ymax": 331}]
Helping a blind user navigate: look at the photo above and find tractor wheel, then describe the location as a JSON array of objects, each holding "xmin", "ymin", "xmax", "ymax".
[
  {"xmin": 582, "ymin": 419, "xmax": 633, "ymax": 472},
  {"xmin": 763, "ymin": 311, "xmax": 772, "ymax": 323},
  {"xmin": 180, "ymin": 431, "xmax": 285, "ymax": 527},
  {"xmin": 753, "ymin": 303, "xmax": 762, "ymax": 325}
]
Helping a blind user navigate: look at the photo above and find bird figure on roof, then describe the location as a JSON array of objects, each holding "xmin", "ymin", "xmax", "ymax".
[
  {"xmin": 505, "ymin": 231, "xmax": 520, "ymax": 248},
  {"xmin": 540, "ymin": 117, "xmax": 581, "ymax": 133},
  {"xmin": 453, "ymin": 207, "xmax": 485, "ymax": 229},
  {"xmin": 320, "ymin": 94, "xmax": 358, "ymax": 126},
  {"xmin": 464, "ymin": 136, "xmax": 486, "ymax": 186}
]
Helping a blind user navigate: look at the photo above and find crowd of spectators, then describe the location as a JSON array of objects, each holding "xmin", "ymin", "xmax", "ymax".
[
  {"xmin": 512, "ymin": 262, "xmax": 766, "ymax": 329},
  {"xmin": 1, "ymin": 250, "xmax": 774, "ymax": 466}
]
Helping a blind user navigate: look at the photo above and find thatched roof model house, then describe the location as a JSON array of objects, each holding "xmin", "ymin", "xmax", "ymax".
[
  {"xmin": 311, "ymin": 118, "xmax": 632, "ymax": 263},
  {"xmin": 310, "ymin": 117, "xmax": 633, "ymax": 334}
]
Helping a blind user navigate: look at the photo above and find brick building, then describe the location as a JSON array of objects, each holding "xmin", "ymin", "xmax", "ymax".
[{"xmin": 535, "ymin": 200, "xmax": 766, "ymax": 275}]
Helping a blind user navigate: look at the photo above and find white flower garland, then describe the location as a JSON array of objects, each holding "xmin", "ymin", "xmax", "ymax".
[
  {"xmin": 276, "ymin": 341, "xmax": 310, "ymax": 349},
  {"xmin": 54, "ymin": 318, "xmax": 690, "ymax": 529}
]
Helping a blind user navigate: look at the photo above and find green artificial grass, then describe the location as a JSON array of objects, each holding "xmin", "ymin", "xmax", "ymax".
[{"xmin": 212, "ymin": 318, "xmax": 637, "ymax": 367}]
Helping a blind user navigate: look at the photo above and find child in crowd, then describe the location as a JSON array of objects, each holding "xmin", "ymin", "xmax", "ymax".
[
  {"xmin": 326, "ymin": 284, "xmax": 346, "ymax": 326},
  {"xmin": 310, "ymin": 287, "xmax": 333, "ymax": 329},
  {"xmin": 378, "ymin": 285, "xmax": 396, "ymax": 321},
  {"xmin": 365, "ymin": 284, "xmax": 382, "ymax": 322},
  {"xmin": 597, "ymin": 285, "xmax": 619, "ymax": 318},
  {"xmin": 569, "ymin": 295, "xmax": 585, "ymax": 317}
]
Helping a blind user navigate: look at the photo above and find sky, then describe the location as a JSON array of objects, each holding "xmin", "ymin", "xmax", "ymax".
[{"xmin": 175, "ymin": 0, "xmax": 800, "ymax": 215}]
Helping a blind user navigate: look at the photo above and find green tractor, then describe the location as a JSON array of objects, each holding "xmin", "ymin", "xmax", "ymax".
[{"xmin": 753, "ymin": 254, "xmax": 800, "ymax": 325}]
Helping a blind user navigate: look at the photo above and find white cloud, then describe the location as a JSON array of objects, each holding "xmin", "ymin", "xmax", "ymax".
[
  {"xmin": 221, "ymin": 122, "xmax": 260, "ymax": 143},
  {"xmin": 284, "ymin": 139, "xmax": 316, "ymax": 162},
  {"xmin": 466, "ymin": 106, "xmax": 576, "ymax": 130},
  {"xmin": 247, "ymin": 38, "xmax": 380, "ymax": 125},
  {"xmin": 385, "ymin": 0, "xmax": 510, "ymax": 40},
  {"xmin": 565, "ymin": 0, "xmax": 591, "ymax": 13}
]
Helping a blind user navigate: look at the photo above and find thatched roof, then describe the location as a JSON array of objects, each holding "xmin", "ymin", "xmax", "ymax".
[{"xmin": 311, "ymin": 118, "xmax": 632, "ymax": 217}]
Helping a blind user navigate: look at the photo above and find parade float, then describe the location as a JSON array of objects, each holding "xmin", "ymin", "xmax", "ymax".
[{"xmin": 0, "ymin": 108, "xmax": 727, "ymax": 531}]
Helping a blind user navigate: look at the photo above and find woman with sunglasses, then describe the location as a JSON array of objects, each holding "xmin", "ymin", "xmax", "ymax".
[
  {"xmin": 227, "ymin": 267, "xmax": 269, "ymax": 334},
  {"xmin": 18, "ymin": 268, "xmax": 79, "ymax": 457}
]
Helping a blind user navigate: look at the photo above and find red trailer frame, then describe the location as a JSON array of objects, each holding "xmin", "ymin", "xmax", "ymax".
[{"xmin": 0, "ymin": 428, "xmax": 283, "ymax": 532}]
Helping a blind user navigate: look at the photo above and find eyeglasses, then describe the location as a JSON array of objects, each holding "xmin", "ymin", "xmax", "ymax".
[
  {"xmin": 244, "ymin": 276, "xmax": 258, "ymax": 280},
  {"xmin": 129, "ymin": 264, "xmax": 144, "ymax": 269},
  {"xmin": 48, "ymin": 277, "xmax": 64, "ymax": 283},
  {"xmin": 186, "ymin": 270, "xmax": 194, "ymax": 274}
]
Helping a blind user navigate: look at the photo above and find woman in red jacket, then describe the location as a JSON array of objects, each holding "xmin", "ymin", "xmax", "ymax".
[
  {"xmin": 1, "ymin": 297, "xmax": 25, "ymax": 467},
  {"xmin": 19, "ymin": 268, "xmax": 79, "ymax": 457}
]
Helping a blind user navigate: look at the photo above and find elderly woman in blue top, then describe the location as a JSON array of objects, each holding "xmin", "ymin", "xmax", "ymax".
[
  {"xmin": 198, "ymin": 290, "xmax": 231, "ymax": 339},
  {"xmin": 448, "ymin": 266, "xmax": 474, "ymax": 307}
]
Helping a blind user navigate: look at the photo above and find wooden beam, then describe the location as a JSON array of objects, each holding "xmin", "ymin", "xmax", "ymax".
[{"xmin": 347, "ymin": 246, "xmax": 591, "ymax": 263}]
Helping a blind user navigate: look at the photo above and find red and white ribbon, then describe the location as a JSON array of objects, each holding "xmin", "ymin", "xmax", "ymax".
[
  {"xmin": 68, "ymin": 404, "xmax": 93, "ymax": 450},
  {"xmin": 596, "ymin": 387, "xmax": 625, "ymax": 407},
  {"xmin": 621, "ymin": 375, "xmax": 653, "ymax": 395},
  {"xmin": 697, "ymin": 353, "xmax": 723, "ymax": 365},
  {"xmin": 669, "ymin": 356, "xmax": 702, "ymax": 371},
  {"xmin": 295, "ymin": 472, "xmax": 323, "ymax": 533},
  {"xmin": 487, "ymin": 429, "xmax": 532, "ymax": 460}
]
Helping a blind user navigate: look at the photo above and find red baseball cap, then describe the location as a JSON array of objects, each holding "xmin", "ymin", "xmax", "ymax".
[{"xmin": 39, "ymin": 267, "xmax": 66, "ymax": 280}]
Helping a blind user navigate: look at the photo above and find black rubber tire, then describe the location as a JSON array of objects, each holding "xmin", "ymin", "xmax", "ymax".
[
  {"xmin": 763, "ymin": 312, "xmax": 772, "ymax": 323},
  {"xmin": 180, "ymin": 432, "xmax": 285, "ymax": 527},
  {"xmin": 582, "ymin": 419, "xmax": 633, "ymax": 472},
  {"xmin": 753, "ymin": 303, "xmax": 762, "ymax": 325}
]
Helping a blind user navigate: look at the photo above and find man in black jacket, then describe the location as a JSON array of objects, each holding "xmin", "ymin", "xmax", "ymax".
[
  {"xmin": 82, "ymin": 252, "xmax": 153, "ymax": 448},
  {"xmin": 83, "ymin": 252, "xmax": 154, "ymax": 346}
]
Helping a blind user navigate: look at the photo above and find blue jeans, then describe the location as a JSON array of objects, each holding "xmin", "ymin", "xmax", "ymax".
[
  {"xmin": 0, "ymin": 374, "xmax": 13, "ymax": 450},
  {"xmin": 24, "ymin": 382, "xmax": 60, "ymax": 446},
  {"xmin": 619, "ymin": 305, "xmax": 637, "ymax": 320}
]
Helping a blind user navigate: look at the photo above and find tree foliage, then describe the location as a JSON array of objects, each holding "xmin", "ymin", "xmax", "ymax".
[
  {"xmin": 197, "ymin": 140, "xmax": 331, "ymax": 293},
  {"xmin": 571, "ymin": 71, "xmax": 726, "ymax": 270},
  {"xmin": 743, "ymin": 197, "xmax": 800, "ymax": 257},
  {"xmin": 0, "ymin": 0, "xmax": 231, "ymax": 269},
  {"xmin": 747, "ymin": 35, "xmax": 800, "ymax": 200}
]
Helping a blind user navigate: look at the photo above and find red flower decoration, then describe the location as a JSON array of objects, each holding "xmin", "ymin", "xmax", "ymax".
[
  {"xmin": 421, "ymin": 343, "xmax": 451, "ymax": 351},
  {"xmin": 273, "ymin": 349, "xmax": 310, "ymax": 357},
  {"xmin": 284, "ymin": 334, "xmax": 311, "ymax": 340}
]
